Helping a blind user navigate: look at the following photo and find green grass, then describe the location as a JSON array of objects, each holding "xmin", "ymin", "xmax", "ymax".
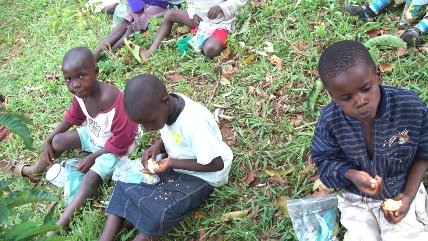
[{"xmin": 1, "ymin": 0, "xmax": 428, "ymax": 240}]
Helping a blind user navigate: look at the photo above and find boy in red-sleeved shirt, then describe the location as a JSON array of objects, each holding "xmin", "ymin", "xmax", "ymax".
[{"xmin": 2, "ymin": 47, "xmax": 138, "ymax": 232}]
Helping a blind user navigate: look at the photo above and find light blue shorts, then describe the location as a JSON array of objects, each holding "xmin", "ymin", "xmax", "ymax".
[{"xmin": 77, "ymin": 125, "xmax": 121, "ymax": 180}]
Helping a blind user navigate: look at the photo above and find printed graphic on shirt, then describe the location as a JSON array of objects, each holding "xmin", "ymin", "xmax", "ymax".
[
  {"xmin": 88, "ymin": 118, "xmax": 101, "ymax": 138},
  {"xmin": 384, "ymin": 129, "xmax": 411, "ymax": 147},
  {"xmin": 172, "ymin": 131, "xmax": 181, "ymax": 144}
]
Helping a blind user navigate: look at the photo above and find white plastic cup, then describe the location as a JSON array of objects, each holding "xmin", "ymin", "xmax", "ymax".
[{"xmin": 45, "ymin": 164, "xmax": 67, "ymax": 188}]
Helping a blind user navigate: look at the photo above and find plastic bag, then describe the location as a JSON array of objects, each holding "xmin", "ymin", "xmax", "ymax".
[
  {"xmin": 63, "ymin": 158, "xmax": 84, "ymax": 205},
  {"xmin": 113, "ymin": 2, "xmax": 129, "ymax": 26},
  {"xmin": 112, "ymin": 154, "xmax": 166, "ymax": 185},
  {"xmin": 286, "ymin": 194, "xmax": 339, "ymax": 241}
]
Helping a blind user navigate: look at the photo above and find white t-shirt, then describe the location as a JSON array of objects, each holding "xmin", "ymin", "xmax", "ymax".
[{"xmin": 160, "ymin": 94, "xmax": 233, "ymax": 187}]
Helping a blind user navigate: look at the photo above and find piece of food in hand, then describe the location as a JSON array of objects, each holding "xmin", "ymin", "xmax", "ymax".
[
  {"xmin": 370, "ymin": 178, "xmax": 376, "ymax": 184},
  {"xmin": 383, "ymin": 199, "xmax": 403, "ymax": 211},
  {"xmin": 147, "ymin": 159, "xmax": 160, "ymax": 173}
]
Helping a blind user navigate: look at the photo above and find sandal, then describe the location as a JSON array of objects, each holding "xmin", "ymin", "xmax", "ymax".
[
  {"xmin": 124, "ymin": 38, "xmax": 143, "ymax": 64},
  {"xmin": 0, "ymin": 158, "xmax": 28, "ymax": 176}
]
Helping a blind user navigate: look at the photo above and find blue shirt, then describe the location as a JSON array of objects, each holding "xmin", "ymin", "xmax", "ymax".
[{"xmin": 311, "ymin": 86, "xmax": 428, "ymax": 200}]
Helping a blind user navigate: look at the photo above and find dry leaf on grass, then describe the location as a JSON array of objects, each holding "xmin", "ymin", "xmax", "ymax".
[
  {"xmin": 242, "ymin": 171, "xmax": 256, "ymax": 185},
  {"xmin": 300, "ymin": 163, "xmax": 315, "ymax": 175},
  {"xmin": 221, "ymin": 210, "xmax": 249, "ymax": 221},
  {"xmin": 199, "ymin": 227, "xmax": 207, "ymax": 241},
  {"xmin": 379, "ymin": 63, "xmax": 394, "ymax": 72},
  {"xmin": 395, "ymin": 48, "xmax": 408, "ymax": 57},
  {"xmin": 276, "ymin": 196, "xmax": 288, "ymax": 214}
]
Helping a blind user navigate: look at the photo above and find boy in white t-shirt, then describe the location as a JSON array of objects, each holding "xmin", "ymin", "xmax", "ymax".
[{"xmin": 99, "ymin": 74, "xmax": 232, "ymax": 240}]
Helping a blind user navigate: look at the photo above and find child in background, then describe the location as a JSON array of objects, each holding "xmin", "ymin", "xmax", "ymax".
[
  {"xmin": 86, "ymin": 0, "xmax": 120, "ymax": 14},
  {"xmin": 136, "ymin": 0, "xmax": 248, "ymax": 61},
  {"xmin": 311, "ymin": 40, "xmax": 428, "ymax": 240},
  {"xmin": 94, "ymin": 0, "xmax": 183, "ymax": 61},
  {"xmin": 99, "ymin": 74, "xmax": 233, "ymax": 241},
  {"xmin": 0, "ymin": 47, "xmax": 139, "ymax": 232},
  {"xmin": 345, "ymin": 0, "xmax": 428, "ymax": 24}
]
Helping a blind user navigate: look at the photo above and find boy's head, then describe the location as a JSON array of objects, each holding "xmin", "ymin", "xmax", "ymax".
[
  {"xmin": 62, "ymin": 47, "xmax": 98, "ymax": 99},
  {"xmin": 124, "ymin": 74, "xmax": 170, "ymax": 131},
  {"xmin": 318, "ymin": 40, "xmax": 382, "ymax": 121}
]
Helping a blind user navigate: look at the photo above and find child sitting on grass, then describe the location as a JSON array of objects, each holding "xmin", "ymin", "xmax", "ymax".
[
  {"xmin": 94, "ymin": 0, "xmax": 184, "ymax": 62},
  {"xmin": 131, "ymin": 0, "xmax": 247, "ymax": 62},
  {"xmin": 99, "ymin": 74, "xmax": 233, "ymax": 241},
  {"xmin": 311, "ymin": 40, "xmax": 428, "ymax": 240},
  {"xmin": 0, "ymin": 47, "xmax": 139, "ymax": 233}
]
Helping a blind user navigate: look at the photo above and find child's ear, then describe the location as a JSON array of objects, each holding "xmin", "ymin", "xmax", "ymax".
[
  {"xmin": 95, "ymin": 66, "xmax": 99, "ymax": 76},
  {"xmin": 161, "ymin": 95, "xmax": 169, "ymax": 104},
  {"xmin": 375, "ymin": 67, "xmax": 383, "ymax": 85}
]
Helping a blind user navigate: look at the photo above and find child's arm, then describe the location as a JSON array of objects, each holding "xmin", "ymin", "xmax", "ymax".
[
  {"xmin": 43, "ymin": 118, "xmax": 74, "ymax": 164},
  {"xmin": 382, "ymin": 158, "xmax": 428, "ymax": 223},
  {"xmin": 152, "ymin": 156, "xmax": 224, "ymax": 173},
  {"xmin": 77, "ymin": 148, "xmax": 109, "ymax": 173},
  {"xmin": 218, "ymin": 0, "xmax": 248, "ymax": 20}
]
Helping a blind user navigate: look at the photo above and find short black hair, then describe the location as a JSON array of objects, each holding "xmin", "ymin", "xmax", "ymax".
[
  {"xmin": 62, "ymin": 47, "xmax": 95, "ymax": 69},
  {"xmin": 124, "ymin": 74, "xmax": 167, "ymax": 118},
  {"xmin": 318, "ymin": 40, "xmax": 375, "ymax": 87}
]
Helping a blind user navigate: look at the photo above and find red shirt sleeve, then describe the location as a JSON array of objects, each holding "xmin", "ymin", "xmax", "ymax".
[
  {"xmin": 64, "ymin": 96, "xmax": 86, "ymax": 126},
  {"xmin": 104, "ymin": 92, "xmax": 139, "ymax": 156}
]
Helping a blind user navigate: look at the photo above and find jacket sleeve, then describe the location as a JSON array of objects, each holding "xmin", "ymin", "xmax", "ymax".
[
  {"xmin": 218, "ymin": 0, "xmax": 248, "ymax": 20},
  {"xmin": 104, "ymin": 94, "xmax": 139, "ymax": 156},
  {"xmin": 310, "ymin": 118, "xmax": 357, "ymax": 189}
]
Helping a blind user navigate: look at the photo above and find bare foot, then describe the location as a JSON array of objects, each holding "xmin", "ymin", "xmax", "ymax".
[{"xmin": 139, "ymin": 49, "xmax": 151, "ymax": 62}]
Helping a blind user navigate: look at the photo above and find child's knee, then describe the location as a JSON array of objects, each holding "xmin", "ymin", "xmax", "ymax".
[
  {"xmin": 51, "ymin": 133, "xmax": 67, "ymax": 152},
  {"xmin": 203, "ymin": 39, "xmax": 224, "ymax": 58},
  {"xmin": 81, "ymin": 171, "xmax": 103, "ymax": 193}
]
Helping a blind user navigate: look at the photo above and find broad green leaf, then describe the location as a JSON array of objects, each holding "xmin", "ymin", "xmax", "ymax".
[
  {"xmin": 0, "ymin": 204, "xmax": 11, "ymax": 225},
  {"xmin": 4, "ymin": 189, "xmax": 57, "ymax": 208},
  {"xmin": 2, "ymin": 221, "xmax": 39, "ymax": 239},
  {"xmin": 306, "ymin": 79, "xmax": 324, "ymax": 116},
  {"xmin": 0, "ymin": 113, "xmax": 34, "ymax": 150},
  {"xmin": 15, "ymin": 224, "xmax": 62, "ymax": 240},
  {"xmin": 0, "ymin": 107, "xmax": 33, "ymax": 125}
]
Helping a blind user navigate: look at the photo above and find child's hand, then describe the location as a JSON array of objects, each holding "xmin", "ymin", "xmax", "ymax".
[
  {"xmin": 346, "ymin": 170, "xmax": 383, "ymax": 196},
  {"xmin": 381, "ymin": 193, "xmax": 411, "ymax": 224},
  {"xmin": 141, "ymin": 140, "xmax": 163, "ymax": 169},
  {"xmin": 193, "ymin": 14, "xmax": 202, "ymax": 27},
  {"xmin": 77, "ymin": 154, "xmax": 96, "ymax": 173},
  {"xmin": 43, "ymin": 139, "xmax": 55, "ymax": 164},
  {"xmin": 141, "ymin": 157, "xmax": 171, "ymax": 174},
  {"xmin": 208, "ymin": 6, "xmax": 223, "ymax": 19}
]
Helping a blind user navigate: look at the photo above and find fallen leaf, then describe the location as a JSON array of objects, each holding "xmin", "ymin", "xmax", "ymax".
[
  {"xmin": 290, "ymin": 114, "xmax": 303, "ymax": 127},
  {"xmin": 209, "ymin": 81, "xmax": 219, "ymax": 95},
  {"xmin": 221, "ymin": 210, "xmax": 249, "ymax": 221},
  {"xmin": 199, "ymin": 227, "xmax": 207, "ymax": 241},
  {"xmin": 92, "ymin": 200, "xmax": 108, "ymax": 208},
  {"xmin": 194, "ymin": 211, "xmax": 206, "ymax": 218},
  {"xmin": 265, "ymin": 166, "xmax": 280, "ymax": 177},
  {"xmin": 300, "ymin": 163, "xmax": 315, "ymax": 175},
  {"xmin": 309, "ymin": 174, "xmax": 320, "ymax": 182},
  {"xmin": 277, "ymin": 196, "xmax": 288, "ymax": 214},
  {"xmin": 244, "ymin": 54, "xmax": 256, "ymax": 64},
  {"xmin": 395, "ymin": 48, "xmax": 408, "ymax": 57},
  {"xmin": 243, "ymin": 171, "xmax": 256, "ymax": 185},
  {"xmin": 268, "ymin": 55, "xmax": 283, "ymax": 70},
  {"xmin": 248, "ymin": 205, "xmax": 260, "ymax": 220},
  {"xmin": 296, "ymin": 44, "xmax": 308, "ymax": 51},
  {"xmin": 248, "ymin": 86, "xmax": 256, "ymax": 94},
  {"xmin": 268, "ymin": 174, "xmax": 288, "ymax": 185},
  {"xmin": 167, "ymin": 72, "xmax": 187, "ymax": 83},
  {"xmin": 313, "ymin": 178, "xmax": 329, "ymax": 191},
  {"xmin": 379, "ymin": 63, "xmax": 394, "ymax": 72},
  {"xmin": 221, "ymin": 46, "xmax": 231, "ymax": 59},
  {"xmin": 45, "ymin": 73, "xmax": 59, "ymax": 80},
  {"xmin": 367, "ymin": 29, "xmax": 381, "ymax": 38}
]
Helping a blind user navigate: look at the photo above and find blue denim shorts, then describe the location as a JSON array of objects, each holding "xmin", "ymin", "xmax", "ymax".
[
  {"xmin": 77, "ymin": 126, "xmax": 120, "ymax": 180},
  {"xmin": 106, "ymin": 170, "xmax": 214, "ymax": 236}
]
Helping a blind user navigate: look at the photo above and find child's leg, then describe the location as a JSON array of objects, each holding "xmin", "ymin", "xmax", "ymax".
[
  {"xmin": 401, "ymin": 15, "xmax": 428, "ymax": 47},
  {"xmin": 345, "ymin": 0, "xmax": 392, "ymax": 21},
  {"xmin": 22, "ymin": 130, "xmax": 81, "ymax": 177},
  {"xmin": 99, "ymin": 214, "xmax": 125, "ymax": 241},
  {"xmin": 140, "ymin": 10, "xmax": 196, "ymax": 60},
  {"xmin": 202, "ymin": 29, "xmax": 228, "ymax": 58},
  {"xmin": 337, "ymin": 191, "xmax": 381, "ymax": 241},
  {"xmin": 94, "ymin": 18, "xmax": 134, "ymax": 61},
  {"xmin": 57, "ymin": 170, "xmax": 103, "ymax": 227}
]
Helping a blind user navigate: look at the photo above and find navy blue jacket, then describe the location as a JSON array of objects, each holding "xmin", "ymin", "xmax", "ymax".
[{"xmin": 311, "ymin": 86, "xmax": 428, "ymax": 200}]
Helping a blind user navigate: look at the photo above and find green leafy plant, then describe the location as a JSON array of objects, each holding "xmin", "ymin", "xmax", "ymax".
[
  {"xmin": 0, "ymin": 107, "xmax": 34, "ymax": 150},
  {"xmin": 0, "ymin": 179, "xmax": 71, "ymax": 240}
]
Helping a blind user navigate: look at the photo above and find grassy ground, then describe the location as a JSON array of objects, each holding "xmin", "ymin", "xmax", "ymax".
[{"xmin": 1, "ymin": 0, "xmax": 427, "ymax": 240}]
